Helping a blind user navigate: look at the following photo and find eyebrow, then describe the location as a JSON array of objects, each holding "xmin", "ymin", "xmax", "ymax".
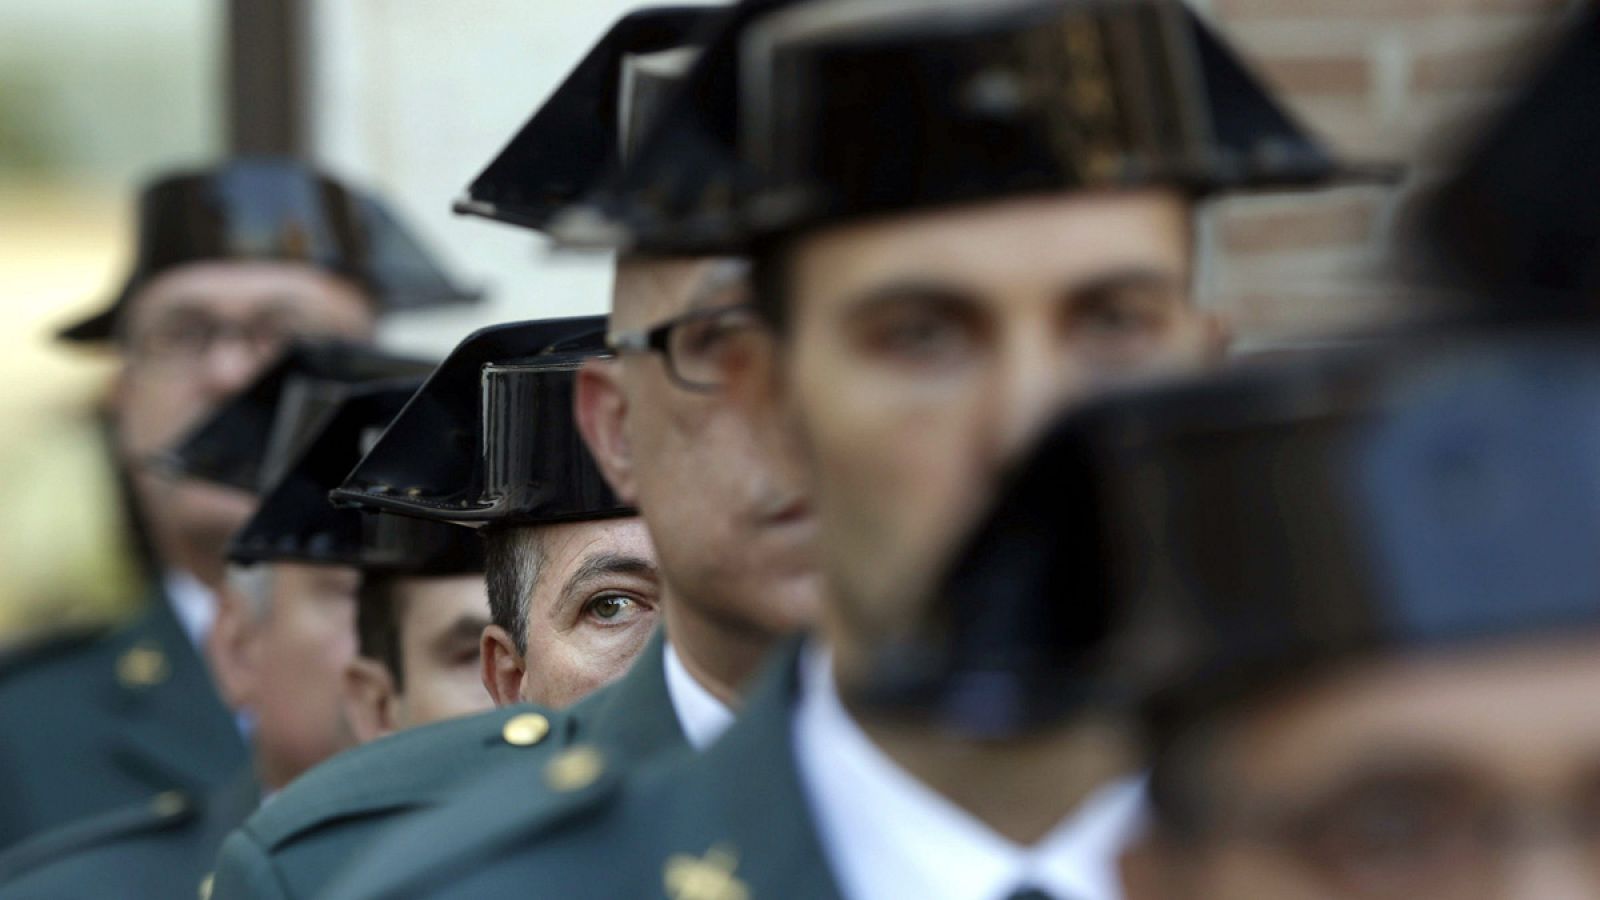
[
  {"xmin": 840, "ymin": 264, "xmax": 1187, "ymax": 319},
  {"xmin": 1063, "ymin": 266, "xmax": 1186, "ymax": 304},
  {"xmin": 428, "ymin": 615, "xmax": 491, "ymax": 655},
  {"xmin": 547, "ymin": 552, "xmax": 658, "ymax": 621}
]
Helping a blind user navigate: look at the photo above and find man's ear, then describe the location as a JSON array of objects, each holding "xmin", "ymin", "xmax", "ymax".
[
  {"xmin": 575, "ymin": 358, "xmax": 638, "ymax": 504},
  {"xmin": 479, "ymin": 625, "xmax": 528, "ymax": 707},
  {"xmin": 343, "ymin": 657, "xmax": 402, "ymax": 744},
  {"xmin": 206, "ymin": 584, "xmax": 260, "ymax": 711}
]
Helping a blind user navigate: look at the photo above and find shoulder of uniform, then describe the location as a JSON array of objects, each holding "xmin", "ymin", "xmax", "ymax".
[
  {"xmin": 0, "ymin": 623, "xmax": 114, "ymax": 682},
  {"xmin": 245, "ymin": 704, "xmax": 573, "ymax": 851},
  {"xmin": 0, "ymin": 789, "xmax": 196, "ymax": 883},
  {"xmin": 328, "ymin": 742, "xmax": 630, "ymax": 899}
]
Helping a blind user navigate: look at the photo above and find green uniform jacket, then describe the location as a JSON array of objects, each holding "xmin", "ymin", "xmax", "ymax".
[
  {"xmin": 0, "ymin": 590, "xmax": 248, "ymax": 851},
  {"xmin": 0, "ymin": 770, "xmax": 258, "ymax": 899},
  {"xmin": 211, "ymin": 631, "xmax": 690, "ymax": 899},
  {"xmin": 323, "ymin": 642, "xmax": 845, "ymax": 900}
]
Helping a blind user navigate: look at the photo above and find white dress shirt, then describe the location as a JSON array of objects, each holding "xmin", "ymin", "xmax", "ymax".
[
  {"xmin": 793, "ymin": 645, "xmax": 1147, "ymax": 900},
  {"xmin": 663, "ymin": 640, "xmax": 736, "ymax": 750},
  {"xmin": 164, "ymin": 569, "xmax": 217, "ymax": 648}
]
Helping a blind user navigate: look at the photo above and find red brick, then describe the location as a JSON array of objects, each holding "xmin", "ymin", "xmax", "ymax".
[
  {"xmin": 1214, "ymin": 0, "xmax": 1566, "ymax": 21},
  {"xmin": 1256, "ymin": 54, "xmax": 1372, "ymax": 96},
  {"xmin": 1218, "ymin": 195, "xmax": 1382, "ymax": 256}
]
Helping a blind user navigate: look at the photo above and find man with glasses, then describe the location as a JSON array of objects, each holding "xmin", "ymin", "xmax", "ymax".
[
  {"xmin": 206, "ymin": 12, "xmax": 822, "ymax": 896},
  {"xmin": 0, "ymin": 158, "xmax": 475, "ymax": 851}
]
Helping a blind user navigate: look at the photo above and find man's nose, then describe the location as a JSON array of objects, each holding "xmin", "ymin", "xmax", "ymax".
[{"xmin": 992, "ymin": 331, "xmax": 1089, "ymax": 465}]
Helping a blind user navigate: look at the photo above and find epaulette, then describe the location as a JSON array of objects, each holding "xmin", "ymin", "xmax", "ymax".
[
  {"xmin": 246, "ymin": 704, "xmax": 574, "ymax": 852},
  {"xmin": 0, "ymin": 789, "xmax": 196, "ymax": 883},
  {"xmin": 327, "ymin": 742, "xmax": 628, "ymax": 900}
]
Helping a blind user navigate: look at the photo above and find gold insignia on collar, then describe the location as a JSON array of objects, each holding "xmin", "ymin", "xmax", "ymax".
[
  {"xmin": 150, "ymin": 790, "xmax": 188, "ymax": 817},
  {"xmin": 664, "ymin": 844, "xmax": 749, "ymax": 900},
  {"xmin": 197, "ymin": 872, "xmax": 214, "ymax": 900},
  {"xmin": 117, "ymin": 643, "xmax": 169, "ymax": 688},
  {"xmin": 544, "ymin": 746, "xmax": 604, "ymax": 792}
]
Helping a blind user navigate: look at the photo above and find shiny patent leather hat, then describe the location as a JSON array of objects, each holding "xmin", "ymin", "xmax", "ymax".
[
  {"xmin": 454, "ymin": 6, "xmax": 716, "ymax": 234},
  {"xmin": 331, "ymin": 317, "xmax": 629, "ymax": 527},
  {"xmin": 62, "ymin": 157, "xmax": 480, "ymax": 343},
  {"xmin": 159, "ymin": 339, "xmax": 436, "ymax": 494},
  {"xmin": 1417, "ymin": 5, "xmax": 1600, "ymax": 322},
  {"xmin": 228, "ymin": 380, "xmax": 484, "ymax": 574},
  {"xmin": 557, "ymin": 0, "xmax": 1390, "ymax": 252}
]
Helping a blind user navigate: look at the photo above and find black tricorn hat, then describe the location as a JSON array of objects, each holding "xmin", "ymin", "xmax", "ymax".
[
  {"xmin": 1417, "ymin": 5, "xmax": 1600, "ymax": 321},
  {"xmin": 861, "ymin": 327, "xmax": 1600, "ymax": 737},
  {"xmin": 227, "ymin": 380, "xmax": 484, "ymax": 574},
  {"xmin": 61, "ymin": 157, "xmax": 481, "ymax": 343},
  {"xmin": 330, "ymin": 316, "xmax": 628, "ymax": 527},
  {"xmin": 556, "ymin": 0, "xmax": 1388, "ymax": 253},
  {"xmin": 453, "ymin": 6, "xmax": 717, "ymax": 233},
  {"xmin": 159, "ymin": 339, "xmax": 437, "ymax": 494}
]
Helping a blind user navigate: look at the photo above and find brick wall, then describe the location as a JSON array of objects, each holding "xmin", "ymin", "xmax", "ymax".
[{"xmin": 1193, "ymin": 0, "xmax": 1580, "ymax": 347}]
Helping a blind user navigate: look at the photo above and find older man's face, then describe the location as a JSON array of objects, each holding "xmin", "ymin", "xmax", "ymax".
[
  {"xmin": 778, "ymin": 189, "xmax": 1215, "ymax": 679},
  {"xmin": 114, "ymin": 261, "xmax": 376, "ymax": 570},
  {"xmin": 516, "ymin": 517, "xmax": 662, "ymax": 708},
  {"xmin": 1125, "ymin": 637, "xmax": 1600, "ymax": 900}
]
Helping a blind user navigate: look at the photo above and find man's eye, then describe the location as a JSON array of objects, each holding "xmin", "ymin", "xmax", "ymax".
[
  {"xmin": 584, "ymin": 594, "xmax": 648, "ymax": 625},
  {"xmin": 866, "ymin": 313, "xmax": 975, "ymax": 366}
]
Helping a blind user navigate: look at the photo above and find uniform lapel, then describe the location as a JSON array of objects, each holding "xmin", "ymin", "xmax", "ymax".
[
  {"xmin": 688, "ymin": 640, "xmax": 847, "ymax": 900},
  {"xmin": 576, "ymin": 629, "xmax": 688, "ymax": 759},
  {"xmin": 102, "ymin": 590, "xmax": 248, "ymax": 795}
]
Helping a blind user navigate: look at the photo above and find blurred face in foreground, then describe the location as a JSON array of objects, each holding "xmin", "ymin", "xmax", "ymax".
[
  {"xmin": 1125, "ymin": 636, "xmax": 1600, "ymax": 900},
  {"xmin": 775, "ymin": 188, "xmax": 1220, "ymax": 679}
]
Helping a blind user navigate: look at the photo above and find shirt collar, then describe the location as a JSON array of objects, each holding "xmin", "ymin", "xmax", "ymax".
[
  {"xmin": 663, "ymin": 640, "xmax": 736, "ymax": 750},
  {"xmin": 792, "ymin": 643, "xmax": 1147, "ymax": 900},
  {"xmin": 163, "ymin": 569, "xmax": 216, "ymax": 649}
]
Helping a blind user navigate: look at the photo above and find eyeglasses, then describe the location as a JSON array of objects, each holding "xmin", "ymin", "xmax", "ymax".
[
  {"xmin": 607, "ymin": 304, "xmax": 767, "ymax": 391},
  {"xmin": 122, "ymin": 313, "xmax": 309, "ymax": 368}
]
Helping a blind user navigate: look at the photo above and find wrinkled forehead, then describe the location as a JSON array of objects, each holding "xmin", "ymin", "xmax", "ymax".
[{"xmin": 609, "ymin": 254, "xmax": 749, "ymax": 331}]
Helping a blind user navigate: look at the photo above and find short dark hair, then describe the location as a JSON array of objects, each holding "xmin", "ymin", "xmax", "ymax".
[
  {"xmin": 356, "ymin": 575, "xmax": 407, "ymax": 691},
  {"xmin": 481, "ymin": 524, "xmax": 546, "ymax": 656}
]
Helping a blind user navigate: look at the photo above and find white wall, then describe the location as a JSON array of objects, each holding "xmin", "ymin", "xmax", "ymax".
[{"xmin": 303, "ymin": 1, "xmax": 718, "ymax": 357}]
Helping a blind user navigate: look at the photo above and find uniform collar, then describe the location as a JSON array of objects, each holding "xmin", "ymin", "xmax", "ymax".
[
  {"xmin": 663, "ymin": 640, "xmax": 735, "ymax": 750},
  {"xmin": 162, "ymin": 570, "xmax": 216, "ymax": 650},
  {"xmin": 792, "ymin": 643, "xmax": 1147, "ymax": 900}
]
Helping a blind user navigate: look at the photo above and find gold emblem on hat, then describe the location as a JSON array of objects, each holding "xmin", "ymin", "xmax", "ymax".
[
  {"xmin": 117, "ymin": 643, "xmax": 169, "ymax": 688},
  {"xmin": 664, "ymin": 844, "xmax": 748, "ymax": 900},
  {"xmin": 543, "ymin": 746, "xmax": 604, "ymax": 792},
  {"xmin": 501, "ymin": 712, "xmax": 551, "ymax": 747}
]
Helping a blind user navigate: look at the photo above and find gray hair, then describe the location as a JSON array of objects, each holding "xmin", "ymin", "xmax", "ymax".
[{"xmin": 481, "ymin": 525, "xmax": 546, "ymax": 656}]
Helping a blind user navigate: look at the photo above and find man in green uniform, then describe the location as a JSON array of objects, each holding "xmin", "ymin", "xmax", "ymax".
[
  {"xmin": 0, "ymin": 378, "xmax": 487, "ymax": 898},
  {"xmin": 0, "ymin": 158, "xmax": 476, "ymax": 851},
  {"xmin": 323, "ymin": 0, "xmax": 1375, "ymax": 896},
  {"xmin": 209, "ymin": 7, "xmax": 834, "ymax": 896}
]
